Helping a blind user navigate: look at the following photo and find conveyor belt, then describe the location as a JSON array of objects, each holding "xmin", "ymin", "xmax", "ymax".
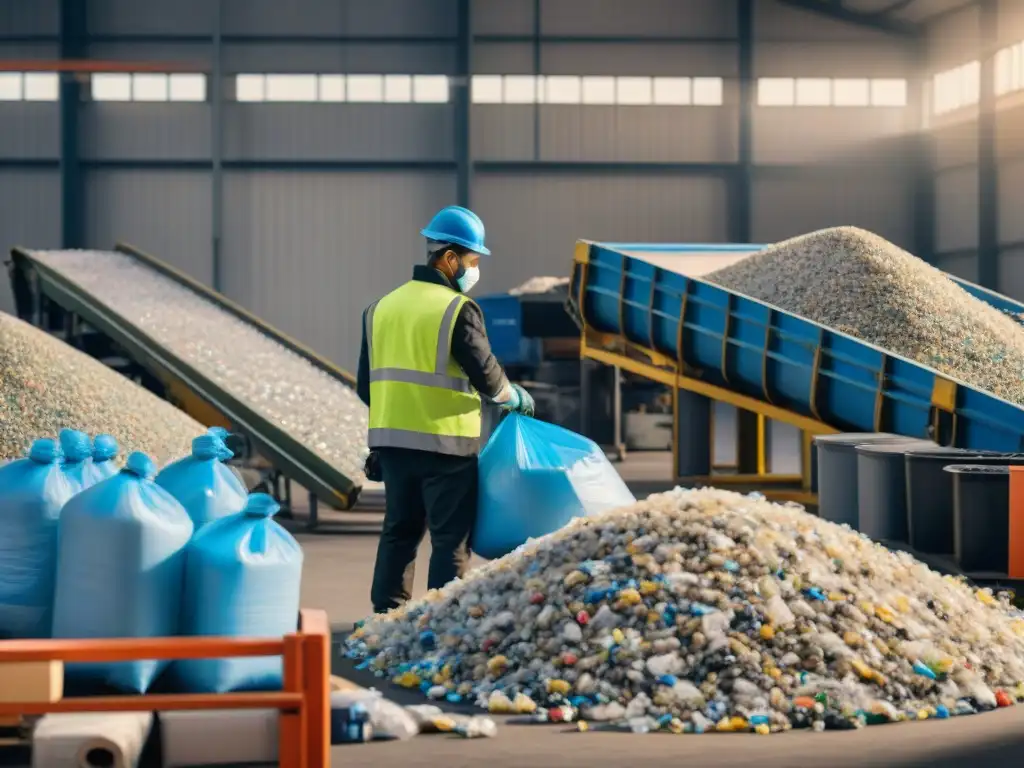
[
  {"xmin": 570, "ymin": 241, "xmax": 1024, "ymax": 453},
  {"xmin": 9, "ymin": 244, "xmax": 367, "ymax": 517}
]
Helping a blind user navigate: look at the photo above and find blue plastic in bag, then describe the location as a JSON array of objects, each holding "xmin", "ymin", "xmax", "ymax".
[
  {"xmin": 91, "ymin": 434, "xmax": 120, "ymax": 481},
  {"xmin": 472, "ymin": 414, "xmax": 636, "ymax": 560},
  {"xmin": 52, "ymin": 452, "xmax": 194, "ymax": 693},
  {"xmin": 175, "ymin": 493, "xmax": 304, "ymax": 693},
  {"xmin": 0, "ymin": 439, "xmax": 75, "ymax": 638},
  {"xmin": 59, "ymin": 428, "xmax": 104, "ymax": 493},
  {"xmin": 155, "ymin": 433, "xmax": 247, "ymax": 530}
]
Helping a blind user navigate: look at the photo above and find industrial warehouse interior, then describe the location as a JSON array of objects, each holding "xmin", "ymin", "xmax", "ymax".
[{"xmin": 6, "ymin": 0, "xmax": 1024, "ymax": 766}]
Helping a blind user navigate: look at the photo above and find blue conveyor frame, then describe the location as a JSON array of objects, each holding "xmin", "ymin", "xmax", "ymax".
[{"xmin": 569, "ymin": 241, "xmax": 1024, "ymax": 485}]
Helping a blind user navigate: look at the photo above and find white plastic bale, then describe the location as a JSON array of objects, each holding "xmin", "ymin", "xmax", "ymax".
[
  {"xmin": 158, "ymin": 709, "xmax": 278, "ymax": 767},
  {"xmin": 32, "ymin": 712, "xmax": 153, "ymax": 768},
  {"xmin": 30, "ymin": 250, "xmax": 368, "ymax": 482}
]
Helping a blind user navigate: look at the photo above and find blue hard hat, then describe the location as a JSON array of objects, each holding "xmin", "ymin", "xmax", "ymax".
[{"xmin": 420, "ymin": 206, "xmax": 491, "ymax": 256}]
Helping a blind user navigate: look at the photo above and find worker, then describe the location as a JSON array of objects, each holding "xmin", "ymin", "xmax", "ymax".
[{"xmin": 356, "ymin": 205, "xmax": 535, "ymax": 614}]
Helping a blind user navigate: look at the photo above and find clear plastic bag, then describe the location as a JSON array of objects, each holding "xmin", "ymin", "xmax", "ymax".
[
  {"xmin": 330, "ymin": 689, "xmax": 419, "ymax": 741},
  {"xmin": 473, "ymin": 414, "xmax": 635, "ymax": 559}
]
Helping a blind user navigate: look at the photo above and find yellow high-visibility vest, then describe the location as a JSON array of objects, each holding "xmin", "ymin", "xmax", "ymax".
[{"xmin": 366, "ymin": 280, "xmax": 482, "ymax": 455}]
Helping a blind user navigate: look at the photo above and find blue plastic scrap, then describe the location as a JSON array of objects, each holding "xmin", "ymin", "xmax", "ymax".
[
  {"xmin": 155, "ymin": 433, "xmax": 247, "ymax": 530},
  {"xmin": 472, "ymin": 414, "xmax": 636, "ymax": 560},
  {"xmin": 59, "ymin": 428, "xmax": 104, "ymax": 493},
  {"xmin": 0, "ymin": 439, "xmax": 75, "ymax": 639},
  {"xmin": 52, "ymin": 452, "xmax": 194, "ymax": 693},
  {"xmin": 175, "ymin": 493, "xmax": 304, "ymax": 693},
  {"xmin": 90, "ymin": 434, "xmax": 120, "ymax": 481}
]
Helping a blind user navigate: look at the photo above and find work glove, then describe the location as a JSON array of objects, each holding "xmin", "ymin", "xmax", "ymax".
[{"xmin": 500, "ymin": 383, "xmax": 535, "ymax": 418}]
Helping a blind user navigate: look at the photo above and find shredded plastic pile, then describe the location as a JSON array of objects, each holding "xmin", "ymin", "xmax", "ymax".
[
  {"xmin": 705, "ymin": 227, "xmax": 1024, "ymax": 405},
  {"xmin": 0, "ymin": 312, "xmax": 203, "ymax": 464},
  {"xmin": 346, "ymin": 488, "xmax": 1024, "ymax": 735}
]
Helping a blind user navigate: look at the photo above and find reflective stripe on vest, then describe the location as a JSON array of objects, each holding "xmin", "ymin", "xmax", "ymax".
[{"xmin": 366, "ymin": 280, "xmax": 482, "ymax": 456}]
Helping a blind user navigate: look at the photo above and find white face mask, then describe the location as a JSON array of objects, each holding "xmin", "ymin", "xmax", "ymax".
[{"xmin": 456, "ymin": 266, "xmax": 480, "ymax": 294}]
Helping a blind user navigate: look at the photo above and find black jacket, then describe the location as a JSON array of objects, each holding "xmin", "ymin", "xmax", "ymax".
[{"xmin": 356, "ymin": 265, "xmax": 508, "ymax": 407}]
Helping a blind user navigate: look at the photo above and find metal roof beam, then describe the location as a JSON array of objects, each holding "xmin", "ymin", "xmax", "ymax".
[{"xmin": 775, "ymin": 0, "xmax": 922, "ymax": 37}]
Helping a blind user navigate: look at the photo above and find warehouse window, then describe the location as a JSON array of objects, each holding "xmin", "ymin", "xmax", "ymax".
[
  {"xmin": 932, "ymin": 61, "xmax": 979, "ymax": 115},
  {"xmin": 758, "ymin": 78, "xmax": 795, "ymax": 106},
  {"xmin": 758, "ymin": 77, "xmax": 905, "ymax": 107},
  {"xmin": 234, "ymin": 73, "xmax": 450, "ymax": 103},
  {"xmin": 0, "ymin": 72, "xmax": 59, "ymax": 101},
  {"xmin": 468, "ymin": 75, "xmax": 721, "ymax": 106},
  {"xmin": 870, "ymin": 78, "xmax": 906, "ymax": 107},
  {"xmin": 265, "ymin": 74, "xmax": 318, "ymax": 102},
  {"xmin": 90, "ymin": 72, "xmax": 206, "ymax": 102},
  {"xmin": 795, "ymin": 78, "xmax": 830, "ymax": 106},
  {"xmin": 996, "ymin": 42, "xmax": 1024, "ymax": 96},
  {"xmin": 653, "ymin": 77, "xmax": 691, "ymax": 105},
  {"xmin": 835, "ymin": 78, "xmax": 870, "ymax": 107}
]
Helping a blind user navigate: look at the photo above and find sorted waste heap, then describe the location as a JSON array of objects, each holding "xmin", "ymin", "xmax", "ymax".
[
  {"xmin": 0, "ymin": 312, "xmax": 203, "ymax": 464},
  {"xmin": 705, "ymin": 227, "xmax": 1024, "ymax": 406},
  {"xmin": 346, "ymin": 488, "xmax": 1024, "ymax": 735},
  {"xmin": 29, "ymin": 249, "xmax": 369, "ymax": 482}
]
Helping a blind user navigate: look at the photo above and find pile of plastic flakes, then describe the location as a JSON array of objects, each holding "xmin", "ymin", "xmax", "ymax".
[{"xmin": 344, "ymin": 487, "xmax": 1024, "ymax": 735}]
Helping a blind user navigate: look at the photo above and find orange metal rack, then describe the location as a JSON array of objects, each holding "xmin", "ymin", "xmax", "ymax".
[{"xmin": 0, "ymin": 608, "xmax": 332, "ymax": 768}]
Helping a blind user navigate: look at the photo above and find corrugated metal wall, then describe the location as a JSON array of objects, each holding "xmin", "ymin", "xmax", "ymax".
[
  {"xmin": 222, "ymin": 171, "xmax": 454, "ymax": 366},
  {"xmin": 0, "ymin": 31, "xmax": 60, "ymax": 314},
  {"xmin": 0, "ymin": 0, "xmax": 924, "ymax": 369},
  {"xmin": 926, "ymin": 0, "xmax": 1024, "ymax": 293}
]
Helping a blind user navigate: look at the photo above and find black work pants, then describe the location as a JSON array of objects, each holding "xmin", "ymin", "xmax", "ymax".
[{"xmin": 370, "ymin": 447, "xmax": 477, "ymax": 614}]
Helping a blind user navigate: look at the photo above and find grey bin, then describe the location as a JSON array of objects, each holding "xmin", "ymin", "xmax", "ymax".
[
  {"xmin": 855, "ymin": 438, "xmax": 936, "ymax": 543},
  {"xmin": 904, "ymin": 448, "xmax": 1023, "ymax": 556},
  {"xmin": 815, "ymin": 433, "xmax": 908, "ymax": 528},
  {"xmin": 946, "ymin": 464, "xmax": 1011, "ymax": 575}
]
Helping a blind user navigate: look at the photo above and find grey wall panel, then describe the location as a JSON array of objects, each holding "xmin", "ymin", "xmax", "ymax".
[
  {"xmin": 85, "ymin": 171, "xmax": 213, "ymax": 286},
  {"xmin": 936, "ymin": 252, "xmax": 978, "ymax": 283},
  {"xmin": 472, "ymin": 106, "xmax": 535, "ymax": 160},
  {"xmin": 221, "ymin": 171, "xmax": 453, "ymax": 370},
  {"xmin": 751, "ymin": 175, "xmax": 914, "ymax": 249},
  {"xmin": 934, "ymin": 166, "xmax": 979, "ymax": 253},
  {"xmin": 87, "ymin": 42, "xmax": 212, "ymax": 65},
  {"xmin": 1000, "ymin": 248, "xmax": 1024, "ymax": 305},
  {"xmin": 222, "ymin": 105, "xmax": 453, "ymax": 161},
  {"xmin": 223, "ymin": 0, "xmax": 456, "ymax": 37},
  {"xmin": 926, "ymin": 3, "xmax": 979, "ymax": 70},
  {"xmin": 753, "ymin": 110, "xmax": 910, "ymax": 164},
  {"xmin": 474, "ymin": 0, "xmax": 533, "ymax": 35},
  {"xmin": 222, "ymin": 43, "xmax": 455, "ymax": 74},
  {"xmin": 0, "ymin": 1, "xmax": 58, "ymax": 35},
  {"xmin": 80, "ymin": 105, "xmax": 211, "ymax": 161},
  {"xmin": 0, "ymin": 171, "xmax": 60, "ymax": 315},
  {"xmin": 754, "ymin": 42, "xmax": 914, "ymax": 76},
  {"xmin": 540, "ymin": 43, "xmax": 737, "ymax": 76},
  {"xmin": 538, "ymin": 106, "xmax": 737, "ymax": 163},
  {"xmin": 999, "ymin": 246, "xmax": 1024, "ymax": 300},
  {"xmin": 1000, "ymin": 0, "xmax": 1024, "ymax": 47},
  {"xmin": 756, "ymin": 0, "xmax": 903, "ymax": 42},
  {"xmin": 0, "ymin": 105, "xmax": 59, "ymax": 160},
  {"xmin": 475, "ymin": 43, "xmax": 533, "ymax": 74},
  {"xmin": 87, "ymin": 0, "xmax": 212, "ymax": 34},
  {"xmin": 931, "ymin": 119, "xmax": 979, "ymax": 170},
  {"xmin": 540, "ymin": 0, "xmax": 736, "ymax": 38},
  {"xmin": 997, "ymin": 104, "xmax": 1024, "ymax": 160},
  {"xmin": 473, "ymin": 174, "xmax": 729, "ymax": 293},
  {"xmin": 999, "ymin": 160, "xmax": 1024, "ymax": 245}
]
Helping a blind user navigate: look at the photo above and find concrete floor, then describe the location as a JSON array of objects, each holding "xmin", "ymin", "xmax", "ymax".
[{"xmin": 297, "ymin": 453, "xmax": 1024, "ymax": 768}]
